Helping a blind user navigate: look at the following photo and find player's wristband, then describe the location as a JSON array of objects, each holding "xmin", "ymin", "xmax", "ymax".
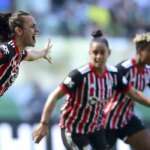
[{"xmin": 40, "ymin": 121, "xmax": 48, "ymax": 126}]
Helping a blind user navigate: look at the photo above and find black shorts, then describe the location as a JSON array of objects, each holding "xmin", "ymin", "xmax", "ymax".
[
  {"xmin": 105, "ymin": 115, "xmax": 145, "ymax": 147},
  {"xmin": 61, "ymin": 128, "xmax": 109, "ymax": 150}
]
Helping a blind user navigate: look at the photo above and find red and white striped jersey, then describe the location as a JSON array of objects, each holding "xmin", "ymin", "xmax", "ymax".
[
  {"xmin": 0, "ymin": 40, "xmax": 27, "ymax": 96},
  {"xmin": 102, "ymin": 58, "xmax": 150, "ymax": 129},
  {"xmin": 59, "ymin": 63, "xmax": 130, "ymax": 134}
]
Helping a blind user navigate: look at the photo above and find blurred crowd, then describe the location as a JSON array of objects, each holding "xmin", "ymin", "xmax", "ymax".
[
  {"xmin": 28, "ymin": 0, "xmax": 150, "ymax": 37},
  {"xmin": 1, "ymin": 0, "xmax": 149, "ymax": 37}
]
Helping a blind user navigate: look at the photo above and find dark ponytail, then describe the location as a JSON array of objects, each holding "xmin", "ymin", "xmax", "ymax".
[
  {"xmin": 91, "ymin": 29, "xmax": 109, "ymax": 48},
  {"xmin": 0, "ymin": 13, "xmax": 12, "ymax": 42}
]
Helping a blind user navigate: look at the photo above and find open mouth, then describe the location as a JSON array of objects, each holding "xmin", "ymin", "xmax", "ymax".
[{"xmin": 32, "ymin": 35, "xmax": 36, "ymax": 42}]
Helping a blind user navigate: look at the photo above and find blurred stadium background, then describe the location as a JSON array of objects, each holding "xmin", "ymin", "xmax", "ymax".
[{"xmin": 0, "ymin": 0, "xmax": 150, "ymax": 150}]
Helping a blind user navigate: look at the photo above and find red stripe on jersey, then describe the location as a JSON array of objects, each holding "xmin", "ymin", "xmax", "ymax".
[
  {"xmin": 99, "ymin": 78, "xmax": 103, "ymax": 99},
  {"xmin": 114, "ymin": 97, "xmax": 130, "ymax": 128},
  {"xmin": 101, "ymin": 101, "xmax": 114, "ymax": 128},
  {"xmin": 110, "ymin": 94, "xmax": 125, "ymax": 129},
  {"xmin": 88, "ymin": 103, "xmax": 101, "ymax": 132},
  {"xmin": 0, "ymin": 63, "xmax": 9, "ymax": 76},
  {"xmin": 107, "ymin": 72, "xmax": 113, "ymax": 98},
  {"xmin": 121, "ymin": 101, "xmax": 133, "ymax": 127},
  {"xmin": 99, "ymin": 79, "xmax": 104, "ymax": 100},
  {"xmin": 77, "ymin": 107, "xmax": 91, "ymax": 133},
  {"xmin": 61, "ymin": 78, "xmax": 86, "ymax": 133},
  {"xmin": 0, "ymin": 73, "xmax": 12, "ymax": 95},
  {"xmin": 131, "ymin": 64, "xmax": 135, "ymax": 78},
  {"xmin": 66, "ymin": 89, "xmax": 81, "ymax": 132},
  {"xmin": 59, "ymin": 101, "xmax": 72, "ymax": 129},
  {"xmin": 102, "ymin": 92, "xmax": 119, "ymax": 128},
  {"xmin": 126, "ymin": 102, "xmax": 134, "ymax": 120},
  {"xmin": 76, "ymin": 73, "xmax": 95, "ymax": 133}
]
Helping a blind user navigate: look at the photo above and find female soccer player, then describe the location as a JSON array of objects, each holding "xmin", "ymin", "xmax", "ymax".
[
  {"xmin": 0, "ymin": 10, "xmax": 52, "ymax": 96},
  {"xmin": 32, "ymin": 30, "xmax": 150, "ymax": 150},
  {"xmin": 102, "ymin": 32, "xmax": 150, "ymax": 150}
]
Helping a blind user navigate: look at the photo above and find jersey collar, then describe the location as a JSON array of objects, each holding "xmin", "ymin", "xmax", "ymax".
[{"xmin": 89, "ymin": 63, "xmax": 108, "ymax": 78}]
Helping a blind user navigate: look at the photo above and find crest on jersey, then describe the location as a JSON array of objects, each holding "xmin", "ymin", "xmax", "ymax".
[
  {"xmin": 0, "ymin": 45, "xmax": 9, "ymax": 54},
  {"xmin": 64, "ymin": 77, "xmax": 75, "ymax": 88},
  {"xmin": 88, "ymin": 96, "xmax": 99, "ymax": 105}
]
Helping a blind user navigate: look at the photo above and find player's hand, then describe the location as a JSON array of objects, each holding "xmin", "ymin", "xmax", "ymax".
[
  {"xmin": 43, "ymin": 39, "xmax": 53, "ymax": 64},
  {"xmin": 32, "ymin": 123, "xmax": 49, "ymax": 144}
]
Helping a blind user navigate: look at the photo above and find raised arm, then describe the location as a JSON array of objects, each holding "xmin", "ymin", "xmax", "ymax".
[
  {"xmin": 24, "ymin": 39, "xmax": 52, "ymax": 63},
  {"xmin": 127, "ymin": 87, "xmax": 150, "ymax": 107},
  {"xmin": 32, "ymin": 86, "xmax": 65, "ymax": 143}
]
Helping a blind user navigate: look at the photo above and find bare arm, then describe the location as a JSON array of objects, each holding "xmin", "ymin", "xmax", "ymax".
[
  {"xmin": 127, "ymin": 87, "xmax": 150, "ymax": 107},
  {"xmin": 24, "ymin": 40, "xmax": 52, "ymax": 63},
  {"xmin": 32, "ymin": 86, "xmax": 65, "ymax": 143},
  {"xmin": 40, "ymin": 86, "xmax": 65, "ymax": 124}
]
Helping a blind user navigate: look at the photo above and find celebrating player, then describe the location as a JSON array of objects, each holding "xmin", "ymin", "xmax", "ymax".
[{"xmin": 0, "ymin": 10, "xmax": 52, "ymax": 96}]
